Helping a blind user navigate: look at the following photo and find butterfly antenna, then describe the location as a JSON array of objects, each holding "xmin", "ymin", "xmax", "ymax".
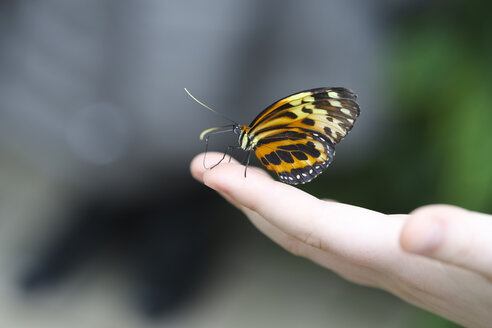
[{"xmin": 184, "ymin": 88, "xmax": 238, "ymax": 125}]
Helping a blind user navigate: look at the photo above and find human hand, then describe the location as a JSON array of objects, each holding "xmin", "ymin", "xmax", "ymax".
[{"xmin": 191, "ymin": 152, "xmax": 492, "ymax": 328}]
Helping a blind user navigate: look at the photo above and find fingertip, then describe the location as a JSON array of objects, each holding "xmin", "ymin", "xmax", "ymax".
[
  {"xmin": 400, "ymin": 213, "xmax": 442, "ymax": 255},
  {"xmin": 401, "ymin": 204, "xmax": 492, "ymax": 278},
  {"xmin": 190, "ymin": 152, "xmax": 242, "ymax": 183},
  {"xmin": 190, "ymin": 153, "xmax": 207, "ymax": 183},
  {"xmin": 202, "ymin": 161, "xmax": 273, "ymax": 195},
  {"xmin": 400, "ymin": 204, "xmax": 464, "ymax": 255}
]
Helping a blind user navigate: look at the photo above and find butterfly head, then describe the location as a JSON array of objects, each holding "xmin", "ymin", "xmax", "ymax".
[{"xmin": 233, "ymin": 125, "xmax": 242, "ymax": 135}]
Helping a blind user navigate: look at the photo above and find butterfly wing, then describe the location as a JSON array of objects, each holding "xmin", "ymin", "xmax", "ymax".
[
  {"xmin": 254, "ymin": 130, "xmax": 335, "ymax": 184},
  {"xmin": 249, "ymin": 87, "xmax": 360, "ymax": 185}
]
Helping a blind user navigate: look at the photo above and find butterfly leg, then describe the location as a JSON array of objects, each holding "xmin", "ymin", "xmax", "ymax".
[
  {"xmin": 210, "ymin": 146, "xmax": 241, "ymax": 169},
  {"xmin": 243, "ymin": 150, "xmax": 252, "ymax": 178},
  {"xmin": 203, "ymin": 135, "xmax": 211, "ymax": 169}
]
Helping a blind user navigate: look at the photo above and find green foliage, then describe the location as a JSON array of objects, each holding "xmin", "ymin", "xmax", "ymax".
[{"xmin": 389, "ymin": 2, "xmax": 492, "ymax": 212}]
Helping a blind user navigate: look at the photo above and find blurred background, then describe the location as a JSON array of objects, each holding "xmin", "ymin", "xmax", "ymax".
[{"xmin": 0, "ymin": 0, "xmax": 489, "ymax": 327}]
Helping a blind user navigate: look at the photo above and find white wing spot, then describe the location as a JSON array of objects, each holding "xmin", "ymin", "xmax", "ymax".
[
  {"xmin": 329, "ymin": 100, "xmax": 342, "ymax": 107},
  {"xmin": 328, "ymin": 91, "xmax": 339, "ymax": 98},
  {"xmin": 309, "ymin": 169, "xmax": 313, "ymax": 174},
  {"xmin": 341, "ymin": 108, "xmax": 351, "ymax": 115},
  {"xmin": 296, "ymin": 175, "xmax": 300, "ymax": 179}
]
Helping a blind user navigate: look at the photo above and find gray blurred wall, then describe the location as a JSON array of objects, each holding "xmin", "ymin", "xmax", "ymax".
[{"xmin": 0, "ymin": 0, "xmax": 385, "ymax": 194}]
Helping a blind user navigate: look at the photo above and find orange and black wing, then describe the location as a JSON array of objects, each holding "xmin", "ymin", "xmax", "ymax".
[{"xmin": 249, "ymin": 87, "xmax": 360, "ymax": 185}]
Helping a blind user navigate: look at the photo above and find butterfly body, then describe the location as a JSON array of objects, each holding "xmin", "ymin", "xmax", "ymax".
[{"xmin": 202, "ymin": 87, "xmax": 360, "ymax": 185}]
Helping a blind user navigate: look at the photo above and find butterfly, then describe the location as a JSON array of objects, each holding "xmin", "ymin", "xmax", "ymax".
[{"xmin": 191, "ymin": 87, "xmax": 360, "ymax": 185}]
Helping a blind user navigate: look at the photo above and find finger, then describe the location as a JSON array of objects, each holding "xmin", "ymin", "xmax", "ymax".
[
  {"xmin": 201, "ymin": 160, "xmax": 322, "ymax": 238},
  {"xmin": 400, "ymin": 204, "xmax": 492, "ymax": 278},
  {"xmin": 192, "ymin": 152, "xmax": 411, "ymax": 276},
  {"xmin": 199, "ymin": 158, "xmax": 400, "ymax": 263},
  {"xmin": 209, "ymin": 182, "xmax": 384, "ymax": 287},
  {"xmin": 191, "ymin": 154, "xmax": 331, "ymax": 260}
]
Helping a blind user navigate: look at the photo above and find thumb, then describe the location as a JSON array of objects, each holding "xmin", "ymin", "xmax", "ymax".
[{"xmin": 400, "ymin": 204, "xmax": 492, "ymax": 278}]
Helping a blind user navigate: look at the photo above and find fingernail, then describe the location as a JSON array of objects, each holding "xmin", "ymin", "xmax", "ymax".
[{"xmin": 407, "ymin": 221, "xmax": 443, "ymax": 255}]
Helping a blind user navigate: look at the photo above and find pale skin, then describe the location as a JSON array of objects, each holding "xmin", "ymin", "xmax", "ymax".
[{"xmin": 191, "ymin": 152, "xmax": 492, "ymax": 328}]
